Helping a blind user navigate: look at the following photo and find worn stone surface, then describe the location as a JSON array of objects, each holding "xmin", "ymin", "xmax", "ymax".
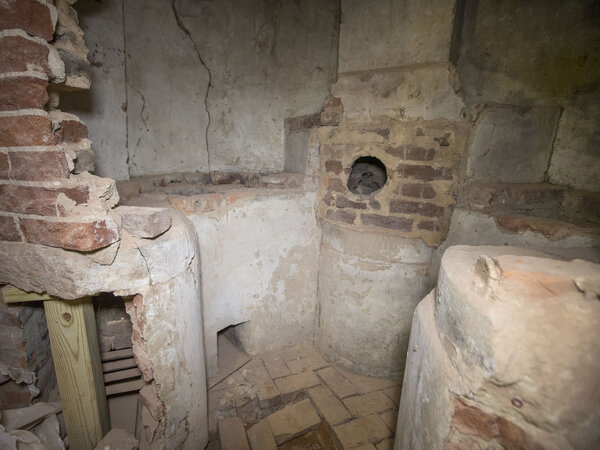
[
  {"xmin": 275, "ymin": 372, "xmax": 320, "ymax": 398},
  {"xmin": 466, "ymin": 105, "xmax": 561, "ymax": 183},
  {"xmin": 316, "ymin": 366, "xmax": 358, "ymax": 399},
  {"xmin": 267, "ymin": 399, "xmax": 321, "ymax": 445},
  {"xmin": 116, "ymin": 206, "xmax": 172, "ymax": 238}
]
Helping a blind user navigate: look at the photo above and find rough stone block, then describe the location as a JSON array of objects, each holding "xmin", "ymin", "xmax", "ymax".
[
  {"xmin": 8, "ymin": 150, "xmax": 69, "ymax": 181},
  {"xmin": 333, "ymin": 414, "xmax": 392, "ymax": 449},
  {"xmin": 336, "ymin": 195, "xmax": 368, "ymax": 210},
  {"xmin": 54, "ymin": 119, "xmax": 88, "ymax": 144},
  {"xmin": 243, "ymin": 359, "xmax": 280, "ymax": 407},
  {"xmin": 0, "ymin": 0, "xmax": 56, "ymax": 41},
  {"xmin": 316, "ymin": 366, "xmax": 358, "ymax": 399},
  {"xmin": 116, "ymin": 206, "xmax": 172, "ymax": 239},
  {"xmin": 308, "ymin": 385, "xmax": 352, "ymax": 426},
  {"xmin": 361, "ymin": 213, "xmax": 413, "ymax": 231},
  {"xmin": 320, "ymin": 95, "xmax": 342, "ymax": 126},
  {"xmin": 274, "ymin": 371, "xmax": 321, "ymax": 398},
  {"xmin": 385, "ymin": 145, "xmax": 435, "ymax": 161},
  {"xmin": 0, "ymin": 77, "xmax": 49, "ymax": 111},
  {"xmin": 247, "ymin": 418, "xmax": 277, "ymax": 450},
  {"xmin": 19, "ymin": 217, "xmax": 120, "ymax": 251},
  {"xmin": 326, "ymin": 159, "xmax": 344, "ymax": 175},
  {"xmin": 467, "ymin": 106, "xmax": 561, "ymax": 183},
  {"xmin": 343, "ymin": 391, "xmax": 395, "ymax": 417},
  {"xmin": 0, "ymin": 215, "xmax": 21, "ymax": 241},
  {"xmin": 218, "ymin": 417, "xmax": 250, "ymax": 450},
  {"xmin": 267, "ymin": 399, "xmax": 321, "ymax": 445},
  {"xmin": 0, "ymin": 114, "xmax": 55, "ymax": 147}
]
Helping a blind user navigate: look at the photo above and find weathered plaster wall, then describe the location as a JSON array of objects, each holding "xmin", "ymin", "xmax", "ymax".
[
  {"xmin": 184, "ymin": 190, "xmax": 321, "ymax": 377},
  {"xmin": 457, "ymin": 0, "xmax": 600, "ymax": 192},
  {"xmin": 67, "ymin": 0, "xmax": 339, "ymax": 180}
]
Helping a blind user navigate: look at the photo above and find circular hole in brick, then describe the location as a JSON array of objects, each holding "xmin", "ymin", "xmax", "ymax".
[{"xmin": 347, "ymin": 156, "xmax": 387, "ymax": 195}]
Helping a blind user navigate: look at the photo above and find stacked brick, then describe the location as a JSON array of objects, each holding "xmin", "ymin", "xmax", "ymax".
[
  {"xmin": 318, "ymin": 119, "xmax": 467, "ymax": 246},
  {"xmin": 0, "ymin": 0, "xmax": 120, "ymax": 252}
]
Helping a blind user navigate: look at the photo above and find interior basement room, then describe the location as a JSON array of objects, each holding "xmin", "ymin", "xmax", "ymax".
[{"xmin": 1, "ymin": 0, "xmax": 600, "ymax": 449}]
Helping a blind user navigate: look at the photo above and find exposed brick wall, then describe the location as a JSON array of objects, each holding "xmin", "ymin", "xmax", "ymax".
[
  {"xmin": 317, "ymin": 120, "xmax": 467, "ymax": 246},
  {"xmin": 0, "ymin": 0, "xmax": 120, "ymax": 252}
]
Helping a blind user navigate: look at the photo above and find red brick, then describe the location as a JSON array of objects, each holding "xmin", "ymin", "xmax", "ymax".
[
  {"xmin": 0, "ymin": 35, "xmax": 52, "ymax": 76},
  {"xmin": 451, "ymin": 398, "xmax": 498, "ymax": 440},
  {"xmin": 54, "ymin": 119, "xmax": 88, "ymax": 144},
  {"xmin": 0, "ymin": 184, "xmax": 88, "ymax": 216},
  {"xmin": 417, "ymin": 220, "xmax": 440, "ymax": 232},
  {"xmin": 386, "ymin": 145, "xmax": 435, "ymax": 161},
  {"xmin": 0, "ymin": 215, "xmax": 21, "ymax": 241},
  {"xmin": 497, "ymin": 417, "xmax": 545, "ymax": 450},
  {"xmin": 20, "ymin": 217, "xmax": 119, "ymax": 251},
  {"xmin": 0, "ymin": 153, "xmax": 8, "ymax": 179},
  {"xmin": 327, "ymin": 177, "xmax": 345, "ymax": 193},
  {"xmin": 398, "ymin": 164, "xmax": 452, "ymax": 181},
  {"xmin": 400, "ymin": 182, "xmax": 437, "ymax": 199},
  {"xmin": 9, "ymin": 151, "xmax": 69, "ymax": 181},
  {"xmin": 0, "ymin": 77, "xmax": 48, "ymax": 111},
  {"xmin": 0, "ymin": 0, "xmax": 55, "ymax": 41},
  {"xmin": 326, "ymin": 209, "xmax": 356, "ymax": 224},
  {"xmin": 361, "ymin": 213, "xmax": 413, "ymax": 231},
  {"xmin": 0, "ymin": 115, "xmax": 54, "ymax": 147},
  {"xmin": 390, "ymin": 200, "xmax": 445, "ymax": 217},
  {"xmin": 335, "ymin": 195, "xmax": 367, "ymax": 210},
  {"xmin": 325, "ymin": 159, "xmax": 343, "ymax": 175}
]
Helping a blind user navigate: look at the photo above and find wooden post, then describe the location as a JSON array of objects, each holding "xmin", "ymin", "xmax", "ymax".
[{"xmin": 44, "ymin": 297, "xmax": 109, "ymax": 449}]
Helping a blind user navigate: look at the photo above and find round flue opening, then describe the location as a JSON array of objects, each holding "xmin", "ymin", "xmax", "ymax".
[{"xmin": 347, "ymin": 156, "xmax": 387, "ymax": 195}]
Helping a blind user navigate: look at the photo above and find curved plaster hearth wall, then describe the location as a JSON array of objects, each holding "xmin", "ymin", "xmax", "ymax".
[
  {"xmin": 396, "ymin": 246, "xmax": 600, "ymax": 449},
  {"xmin": 0, "ymin": 210, "xmax": 209, "ymax": 449}
]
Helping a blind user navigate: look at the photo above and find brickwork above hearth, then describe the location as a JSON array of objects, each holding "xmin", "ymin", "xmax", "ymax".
[{"xmin": 317, "ymin": 120, "xmax": 467, "ymax": 246}]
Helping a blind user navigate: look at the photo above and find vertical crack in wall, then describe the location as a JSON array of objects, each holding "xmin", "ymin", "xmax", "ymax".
[
  {"xmin": 121, "ymin": 0, "xmax": 131, "ymax": 178},
  {"xmin": 171, "ymin": 0, "xmax": 213, "ymax": 175},
  {"xmin": 544, "ymin": 106, "xmax": 564, "ymax": 183}
]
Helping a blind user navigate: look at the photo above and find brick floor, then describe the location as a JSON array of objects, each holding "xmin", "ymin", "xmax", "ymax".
[{"xmin": 209, "ymin": 338, "xmax": 400, "ymax": 449}]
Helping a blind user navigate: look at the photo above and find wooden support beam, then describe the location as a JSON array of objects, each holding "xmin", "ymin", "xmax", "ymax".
[
  {"xmin": 44, "ymin": 297, "xmax": 109, "ymax": 449},
  {"xmin": 1, "ymin": 285, "xmax": 56, "ymax": 303}
]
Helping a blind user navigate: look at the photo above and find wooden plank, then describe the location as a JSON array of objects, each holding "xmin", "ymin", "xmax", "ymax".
[
  {"xmin": 1, "ymin": 285, "xmax": 56, "ymax": 303},
  {"xmin": 44, "ymin": 298, "xmax": 109, "ymax": 450},
  {"xmin": 103, "ymin": 367, "xmax": 142, "ymax": 384},
  {"xmin": 101, "ymin": 348, "xmax": 134, "ymax": 362},
  {"xmin": 102, "ymin": 357, "xmax": 137, "ymax": 373},
  {"xmin": 105, "ymin": 379, "xmax": 145, "ymax": 396}
]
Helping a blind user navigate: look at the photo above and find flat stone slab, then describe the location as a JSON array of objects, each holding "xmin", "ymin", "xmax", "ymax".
[
  {"xmin": 267, "ymin": 399, "xmax": 322, "ymax": 445},
  {"xmin": 379, "ymin": 410, "xmax": 398, "ymax": 433},
  {"xmin": 262, "ymin": 353, "xmax": 291, "ymax": 379},
  {"xmin": 218, "ymin": 417, "xmax": 250, "ymax": 450},
  {"xmin": 247, "ymin": 418, "xmax": 277, "ymax": 450},
  {"xmin": 317, "ymin": 366, "xmax": 358, "ymax": 399},
  {"xmin": 116, "ymin": 206, "xmax": 171, "ymax": 238},
  {"xmin": 343, "ymin": 391, "xmax": 395, "ymax": 417},
  {"xmin": 275, "ymin": 371, "xmax": 320, "ymax": 397},
  {"xmin": 308, "ymin": 385, "xmax": 352, "ymax": 426},
  {"xmin": 287, "ymin": 354, "xmax": 329, "ymax": 374},
  {"xmin": 376, "ymin": 438, "xmax": 395, "ymax": 450},
  {"xmin": 333, "ymin": 414, "xmax": 392, "ymax": 449}
]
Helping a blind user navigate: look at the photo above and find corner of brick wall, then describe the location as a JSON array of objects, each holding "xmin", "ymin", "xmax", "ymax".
[{"xmin": 0, "ymin": 0, "xmax": 120, "ymax": 253}]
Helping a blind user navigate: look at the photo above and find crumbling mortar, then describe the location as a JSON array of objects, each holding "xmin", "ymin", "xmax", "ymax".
[{"xmin": 171, "ymin": 0, "xmax": 213, "ymax": 175}]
